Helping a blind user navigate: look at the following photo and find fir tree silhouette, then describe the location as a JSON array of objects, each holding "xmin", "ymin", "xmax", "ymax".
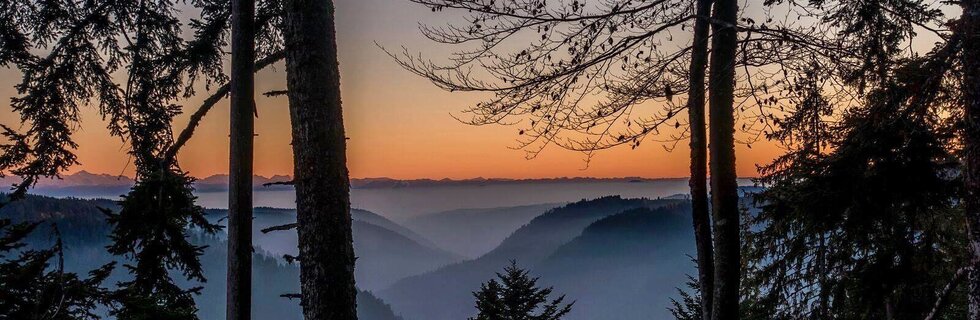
[{"xmin": 469, "ymin": 261, "xmax": 573, "ymax": 320}]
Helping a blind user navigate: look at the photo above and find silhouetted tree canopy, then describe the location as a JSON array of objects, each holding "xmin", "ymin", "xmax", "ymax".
[
  {"xmin": 470, "ymin": 261, "xmax": 573, "ymax": 320},
  {"xmin": 741, "ymin": 0, "xmax": 978, "ymax": 317},
  {"xmin": 0, "ymin": 218, "xmax": 114, "ymax": 320},
  {"xmin": 0, "ymin": 0, "xmax": 281, "ymax": 318}
]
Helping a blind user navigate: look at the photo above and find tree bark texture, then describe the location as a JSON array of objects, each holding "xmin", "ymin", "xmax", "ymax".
[
  {"xmin": 961, "ymin": 0, "xmax": 980, "ymax": 317},
  {"xmin": 282, "ymin": 0, "xmax": 358, "ymax": 319},
  {"xmin": 707, "ymin": 0, "xmax": 741, "ymax": 318},
  {"xmin": 228, "ymin": 0, "xmax": 255, "ymax": 318},
  {"xmin": 686, "ymin": 0, "xmax": 715, "ymax": 318}
]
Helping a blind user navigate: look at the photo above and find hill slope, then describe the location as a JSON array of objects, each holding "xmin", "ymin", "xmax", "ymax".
[
  {"xmin": 1, "ymin": 194, "xmax": 409, "ymax": 319},
  {"xmin": 229, "ymin": 207, "xmax": 461, "ymax": 291},
  {"xmin": 405, "ymin": 203, "xmax": 562, "ymax": 258},
  {"xmin": 379, "ymin": 196, "xmax": 683, "ymax": 320},
  {"xmin": 534, "ymin": 205, "xmax": 695, "ymax": 320},
  {"xmin": 352, "ymin": 208, "xmax": 443, "ymax": 251},
  {"xmin": 353, "ymin": 220, "xmax": 461, "ymax": 290}
]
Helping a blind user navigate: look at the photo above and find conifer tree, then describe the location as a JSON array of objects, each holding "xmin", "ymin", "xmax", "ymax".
[
  {"xmin": 735, "ymin": 0, "xmax": 980, "ymax": 315},
  {"xmin": 0, "ymin": 217, "xmax": 114, "ymax": 320},
  {"xmin": 469, "ymin": 261, "xmax": 573, "ymax": 320},
  {"xmin": 104, "ymin": 170, "xmax": 221, "ymax": 320},
  {"xmin": 747, "ymin": 58, "xmax": 964, "ymax": 319},
  {"xmin": 668, "ymin": 275, "xmax": 704, "ymax": 320},
  {"xmin": 0, "ymin": 1, "xmax": 255, "ymax": 318},
  {"xmin": 960, "ymin": 0, "xmax": 980, "ymax": 316}
]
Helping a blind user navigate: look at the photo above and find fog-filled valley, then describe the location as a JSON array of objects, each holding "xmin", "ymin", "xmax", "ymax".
[{"xmin": 2, "ymin": 180, "xmax": 712, "ymax": 320}]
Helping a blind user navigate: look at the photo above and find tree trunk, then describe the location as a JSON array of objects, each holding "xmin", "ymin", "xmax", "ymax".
[
  {"xmin": 227, "ymin": 0, "xmax": 255, "ymax": 318},
  {"xmin": 707, "ymin": 0, "xmax": 741, "ymax": 318},
  {"xmin": 686, "ymin": 0, "xmax": 714, "ymax": 319},
  {"xmin": 817, "ymin": 233, "xmax": 829, "ymax": 320},
  {"xmin": 282, "ymin": 0, "xmax": 358, "ymax": 319},
  {"xmin": 962, "ymin": 0, "xmax": 980, "ymax": 317}
]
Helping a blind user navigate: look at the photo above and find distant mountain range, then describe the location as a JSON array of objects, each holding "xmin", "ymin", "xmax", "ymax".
[
  {"xmin": 1, "ymin": 171, "xmax": 697, "ymax": 194},
  {"xmin": 379, "ymin": 196, "xmax": 693, "ymax": 320},
  {"xmin": 0, "ymin": 194, "xmax": 411, "ymax": 320},
  {"xmin": 234, "ymin": 207, "xmax": 462, "ymax": 291},
  {"xmin": 405, "ymin": 203, "xmax": 564, "ymax": 258},
  {"xmin": 4, "ymin": 192, "xmax": 709, "ymax": 320}
]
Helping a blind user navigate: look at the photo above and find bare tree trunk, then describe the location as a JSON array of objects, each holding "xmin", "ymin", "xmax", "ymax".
[
  {"xmin": 228, "ymin": 0, "xmax": 255, "ymax": 318},
  {"xmin": 962, "ymin": 0, "xmax": 980, "ymax": 317},
  {"xmin": 686, "ymin": 0, "xmax": 714, "ymax": 318},
  {"xmin": 282, "ymin": 0, "xmax": 358, "ymax": 319},
  {"xmin": 707, "ymin": 0, "xmax": 740, "ymax": 318},
  {"xmin": 817, "ymin": 233, "xmax": 829, "ymax": 320}
]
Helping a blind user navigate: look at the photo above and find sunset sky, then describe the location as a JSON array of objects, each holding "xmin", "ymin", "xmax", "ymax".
[{"xmin": 0, "ymin": 0, "xmax": 793, "ymax": 180}]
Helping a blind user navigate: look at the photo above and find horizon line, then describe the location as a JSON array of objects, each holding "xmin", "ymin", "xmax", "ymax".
[{"xmin": 57, "ymin": 170, "xmax": 761, "ymax": 181}]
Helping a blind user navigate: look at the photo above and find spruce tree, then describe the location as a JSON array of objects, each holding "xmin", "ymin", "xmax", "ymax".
[
  {"xmin": 469, "ymin": 261, "xmax": 573, "ymax": 320},
  {"xmin": 668, "ymin": 275, "xmax": 704, "ymax": 320},
  {"xmin": 104, "ymin": 170, "xmax": 221, "ymax": 320},
  {"xmin": 0, "ymin": 1, "xmax": 235, "ymax": 318},
  {"xmin": 0, "ymin": 0, "xmax": 288, "ymax": 318},
  {"xmin": 747, "ymin": 60, "xmax": 964, "ymax": 319},
  {"xmin": 0, "ymin": 217, "xmax": 114, "ymax": 320}
]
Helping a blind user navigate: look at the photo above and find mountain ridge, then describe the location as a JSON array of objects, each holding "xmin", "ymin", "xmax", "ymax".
[
  {"xmin": 379, "ymin": 196, "xmax": 687, "ymax": 320},
  {"xmin": 405, "ymin": 203, "xmax": 564, "ymax": 258},
  {"xmin": 3, "ymin": 171, "xmax": 717, "ymax": 192}
]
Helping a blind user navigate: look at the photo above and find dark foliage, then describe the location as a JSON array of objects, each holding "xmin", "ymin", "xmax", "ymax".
[
  {"xmin": 470, "ymin": 261, "xmax": 573, "ymax": 320},
  {"xmin": 0, "ymin": 0, "xmax": 287, "ymax": 318},
  {"xmin": 669, "ymin": 274, "xmax": 703, "ymax": 320},
  {"xmin": 748, "ymin": 59, "xmax": 965, "ymax": 319},
  {"xmin": 4, "ymin": 193, "xmax": 406, "ymax": 320},
  {"xmin": 104, "ymin": 170, "xmax": 220, "ymax": 320},
  {"xmin": 0, "ymin": 217, "xmax": 113, "ymax": 320}
]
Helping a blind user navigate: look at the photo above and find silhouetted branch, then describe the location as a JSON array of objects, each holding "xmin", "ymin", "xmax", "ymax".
[
  {"xmin": 165, "ymin": 50, "xmax": 286, "ymax": 164},
  {"xmin": 281, "ymin": 293, "xmax": 302, "ymax": 300},
  {"xmin": 923, "ymin": 266, "xmax": 968, "ymax": 320},
  {"xmin": 260, "ymin": 223, "xmax": 298, "ymax": 234},
  {"xmin": 263, "ymin": 90, "xmax": 288, "ymax": 97},
  {"xmin": 262, "ymin": 180, "xmax": 295, "ymax": 187},
  {"xmin": 387, "ymin": 0, "xmax": 870, "ymax": 162},
  {"xmin": 283, "ymin": 254, "xmax": 301, "ymax": 264}
]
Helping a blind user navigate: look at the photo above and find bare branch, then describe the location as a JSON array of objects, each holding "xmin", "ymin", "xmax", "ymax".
[
  {"xmin": 263, "ymin": 90, "xmax": 288, "ymax": 97},
  {"xmin": 281, "ymin": 293, "xmax": 302, "ymax": 300},
  {"xmin": 164, "ymin": 50, "xmax": 286, "ymax": 164},
  {"xmin": 260, "ymin": 223, "xmax": 298, "ymax": 234},
  {"xmin": 262, "ymin": 180, "xmax": 295, "ymax": 187},
  {"xmin": 923, "ymin": 266, "xmax": 968, "ymax": 320}
]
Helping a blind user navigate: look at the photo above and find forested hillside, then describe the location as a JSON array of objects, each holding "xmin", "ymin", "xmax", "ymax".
[
  {"xmin": 1, "ymin": 194, "xmax": 404, "ymax": 320},
  {"xmin": 380, "ymin": 196, "xmax": 692, "ymax": 320}
]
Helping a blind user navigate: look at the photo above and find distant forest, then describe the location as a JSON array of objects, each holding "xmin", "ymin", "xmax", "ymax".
[{"xmin": 1, "ymin": 194, "xmax": 403, "ymax": 320}]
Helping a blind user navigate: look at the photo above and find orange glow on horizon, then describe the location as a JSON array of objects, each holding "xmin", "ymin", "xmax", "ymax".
[{"xmin": 0, "ymin": 0, "xmax": 784, "ymax": 180}]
